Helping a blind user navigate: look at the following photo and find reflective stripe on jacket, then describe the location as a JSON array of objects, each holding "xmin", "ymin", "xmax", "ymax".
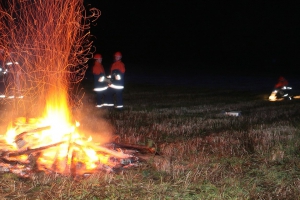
[
  {"xmin": 94, "ymin": 72, "xmax": 108, "ymax": 91},
  {"xmin": 110, "ymin": 69, "xmax": 124, "ymax": 89}
]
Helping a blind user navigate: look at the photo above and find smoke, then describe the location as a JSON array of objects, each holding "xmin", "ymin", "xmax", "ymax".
[{"xmin": 73, "ymin": 93, "xmax": 115, "ymax": 145}]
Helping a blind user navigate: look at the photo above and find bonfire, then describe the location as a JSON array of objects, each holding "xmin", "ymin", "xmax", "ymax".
[
  {"xmin": 0, "ymin": 0, "xmax": 152, "ymax": 178},
  {"xmin": 0, "ymin": 87, "xmax": 140, "ymax": 177}
]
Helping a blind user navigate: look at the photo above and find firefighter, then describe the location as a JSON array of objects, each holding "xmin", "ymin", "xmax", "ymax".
[
  {"xmin": 0, "ymin": 48, "xmax": 4, "ymax": 67},
  {"xmin": 273, "ymin": 76, "xmax": 291, "ymax": 100},
  {"xmin": 274, "ymin": 76, "xmax": 288, "ymax": 89},
  {"xmin": 106, "ymin": 51, "xmax": 125, "ymax": 109},
  {"xmin": 0, "ymin": 48, "xmax": 5, "ymax": 98},
  {"xmin": 4, "ymin": 48, "xmax": 23, "ymax": 98},
  {"xmin": 92, "ymin": 53, "xmax": 108, "ymax": 107}
]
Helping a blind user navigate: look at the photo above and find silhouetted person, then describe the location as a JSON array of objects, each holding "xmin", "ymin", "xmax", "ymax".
[
  {"xmin": 92, "ymin": 53, "xmax": 108, "ymax": 107},
  {"xmin": 106, "ymin": 51, "xmax": 125, "ymax": 109}
]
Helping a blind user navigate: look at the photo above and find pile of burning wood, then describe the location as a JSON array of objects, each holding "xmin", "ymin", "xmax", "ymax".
[{"xmin": 0, "ymin": 120, "xmax": 156, "ymax": 178}]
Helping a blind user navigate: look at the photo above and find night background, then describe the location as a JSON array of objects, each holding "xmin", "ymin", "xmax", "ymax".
[{"xmin": 84, "ymin": 1, "xmax": 300, "ymax": 87}]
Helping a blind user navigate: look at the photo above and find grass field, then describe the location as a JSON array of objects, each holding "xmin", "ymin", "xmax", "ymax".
[{"xmin": 1, "ymin": 80, "xmax": 300, "ymax": 199}]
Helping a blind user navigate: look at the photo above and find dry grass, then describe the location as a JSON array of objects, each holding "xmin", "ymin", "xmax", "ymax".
[{"xmin": 1, "ymin": 82, "xmax": 300, "ymax": 199}]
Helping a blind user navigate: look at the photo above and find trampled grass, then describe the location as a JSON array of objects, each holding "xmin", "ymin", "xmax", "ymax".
[{"xmin": 1, "ymin": 81, "xmax": 300, "ymax": 199}]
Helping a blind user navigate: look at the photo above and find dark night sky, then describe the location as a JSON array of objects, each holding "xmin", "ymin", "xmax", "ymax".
[{"xmin": 84, "ymin": 1, "xmax": 300, "ymax": 76}]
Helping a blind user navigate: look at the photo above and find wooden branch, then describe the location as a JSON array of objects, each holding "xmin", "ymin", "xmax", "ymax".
[
  {"xmin": 0, "ymin": 157, "xmax": 29, "ymax": 166},
  {"xmin": 73, "ymin": 142, "xmax": 131, "ymax": 159},
  {"xmin": 2, "ymin": 141, "xmax": 64, "ymax": 157},
  {"xmin": 14, "ymin": 126, "xmax": 51, "ymax": 142},
  {"xmin": 112, "ymin": 142, "xmax": 157, "ymax": 154}
]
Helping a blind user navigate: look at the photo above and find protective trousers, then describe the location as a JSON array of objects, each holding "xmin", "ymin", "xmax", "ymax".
[
  {"xmin": 96, "ymin": 91, "xmax": 106, "ymax": 107},
  {"xmin": 106, "ymin": 87, "xmax": 123, "ymax": 108}
]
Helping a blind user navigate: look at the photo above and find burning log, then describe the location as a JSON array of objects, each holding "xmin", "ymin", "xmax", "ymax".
[
  {"xmin": 111, "ymin": 142, "xmax": 157, "ymax": 154},
  {"xmin": 14, "ymin": 126, "xmax": 52, "ymax": 149},
  {"xmin": 15, "ymin": 126, "xmax": 51, "ymax": 142},
  {"xmin": 0, "ymin": 125, "xmax": 149, "ymax": 177},
  {"xmin": 0, "ymin": 157, "xmax": 29, "ymax": 165},
  {"xmin": 0, "ymin": 137, "xmax": 157, "ymax": 178},
  {"xmin": 85, "ymin": 143, "xmax": 132, "ymax": 159},
  {"xmin": 0, "ymin": 119, "xmax": 158, "ymax": 177},
  {"xmin": 1, "ymin": 142, "xmax": 65, "ymax": 157}
]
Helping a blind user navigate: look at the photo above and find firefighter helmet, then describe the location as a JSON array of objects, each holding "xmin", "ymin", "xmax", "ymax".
[
  {"xmin": 114, "ymin": 51, "xmax": 122, "ymax": 57},
  {"xmin": 93, "ymin": 53, "xmax": 102, "ymax": 59}
]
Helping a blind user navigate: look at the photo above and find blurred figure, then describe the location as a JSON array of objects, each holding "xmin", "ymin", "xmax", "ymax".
[
  {"xmin": 106, "ymin": 51, "xmax": 125, "ymax": 109},
  {"xmin": 92, "ymin": 53, "xmax": 108, "ymax": 107},
  {"xmin": 269, "ymin": 76, "xmax": 292, "ymax": 101},
  {"xmin": 274, "ymin": 76, "xmax": 288, "ymax": 89},
  {"xmin": 0, "ymin": 47, "xmax": 4, "ymax": 67},
  {"xmin": 0, "ymin": 48, "xmax": 5, "ymax": 98},
  {"xmin": 4, "ymin": 48, "xmax": 23, "ymax": 98}
]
